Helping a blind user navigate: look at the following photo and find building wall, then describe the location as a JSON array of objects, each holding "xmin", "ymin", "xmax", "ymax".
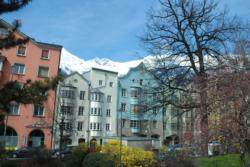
[{"xmin": 0, "ymin": 28, "xmax": 61, "ymax": 149}]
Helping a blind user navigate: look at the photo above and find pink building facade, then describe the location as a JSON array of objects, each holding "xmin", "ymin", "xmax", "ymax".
[{"xmin": 0, "ymin": 20, "xmax": 62, "ymax": 149}]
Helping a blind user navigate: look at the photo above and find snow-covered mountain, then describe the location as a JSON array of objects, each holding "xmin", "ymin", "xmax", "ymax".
[{"xmin": 60, "ymin": 48, "xmax": 154, "ymax": 76}]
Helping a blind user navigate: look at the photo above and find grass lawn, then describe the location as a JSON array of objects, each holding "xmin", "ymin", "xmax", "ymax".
[{"xmin": 197, "ymin": 154, "xmax": 243, "ymax": 167}]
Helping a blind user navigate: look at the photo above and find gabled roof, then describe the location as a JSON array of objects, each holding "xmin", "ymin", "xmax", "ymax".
[
  {"xmin": 119, "ymin": 62, "xmax": 146, "ymax": 79},
  {"xmin": 65, "ymin": 72, "xmax": 90, "ymax": 84},
  {"xmin": 0, "ymin": 19, "xmax": 62, "ymax": 50}
]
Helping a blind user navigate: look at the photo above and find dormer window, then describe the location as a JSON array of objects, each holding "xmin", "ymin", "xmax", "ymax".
[
  {"xmin": 17, "ymin": 45, "xmax": 26, "ymax": 56},
  {"xmin": 41, "ymin": 49, "xmax": 49, "ymax": 59}
]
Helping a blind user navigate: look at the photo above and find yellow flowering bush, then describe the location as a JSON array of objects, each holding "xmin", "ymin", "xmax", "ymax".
[{"xmin": 102, "ymin": 139, "xmax": 156, "ymax": 167}]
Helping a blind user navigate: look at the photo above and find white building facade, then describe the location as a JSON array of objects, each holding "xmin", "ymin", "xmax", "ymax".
[
  {"xmin": 53, "ymin": 72, "xmax": 90, "ymax": 149},
  {"xmin": 83, "ymin": 67, "xmax": 118, "ymax": 144}
]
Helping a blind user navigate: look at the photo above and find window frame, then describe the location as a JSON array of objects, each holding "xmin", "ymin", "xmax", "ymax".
[
  {"xmin": 121, "ymin": 103, "xmax": 126, "ymax": 112},
  {"xmin": 109, "ymin": 82, "xmax": 113, "ymax": 87},
  {"xmin": 80, "ymin": 91, "xmax": 85, "ymax": 100},
  {"xmin": 106, "ymin": 123, "xmax": 110, "ymax": 131},
  {"xmin": 41, "ymin": 49, "xmax": 50, "ymax": 60},
  {"xmin": 106, "ymin": 109, "xmax": 111, "ymax": 117},
  {"xmin": 107, "ymin": 95, "xmax": 112, "ymax": 103},
  {"xmin": 38, "ymin": 66, "xmax": 49, "ymax": 78},
  {"xmin": 78, "ymin": 106, "xmax": 84, "ymax": 116},
  {"xmin": 17, "ymin": 45, "xmax": 26, "ymax": 56},
  {"xmin": 33, "ymin": 104, "xmax": 44, "ymax": 117},
  {"xmin": 77, "ymin": 122, "xmax": 83, "ymax": 131},
  {"xmin": 99, "ymin": 80, "xmax": 103, "ymax": 86},
  {"xmin": 12, "ymin": 63, "xmax": 25, "ymax": 75},
  {"xmin": 9, "ymin": 103, "xmax": 20, "ymax": 115},
  {"xmin": 121, "ymin": 88, "xmax": 127, "ymax": 97}
]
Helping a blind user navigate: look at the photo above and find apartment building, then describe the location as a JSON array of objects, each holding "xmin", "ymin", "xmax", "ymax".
[
  {"xmin": 0, "ymin": 20, "xmax": 62, "ymax": 149},
  {"xmin": 53, "ymin": 72, "xmax": 90, "ymax": 149},
  {"xmin": 117, "ymin": 63, "xmax": 163, "ymax": 143},
  {"xmin": 83, "ymin": 67, "xmax": 118, "ymax": 144}
]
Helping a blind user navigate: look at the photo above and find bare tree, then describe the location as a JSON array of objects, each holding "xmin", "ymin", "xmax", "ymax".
[
  {"xmin": 207, "ymin": 56, "xmax": 250, "ymax": 163},
  {"xmin": 142, "ymin": 0, "xmax": 245, "ymax": 155}
]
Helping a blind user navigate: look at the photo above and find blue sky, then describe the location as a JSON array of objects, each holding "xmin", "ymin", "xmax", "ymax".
[{"xmin": 2, "ymin": 0, "xmax": 250, "ymax": 61}]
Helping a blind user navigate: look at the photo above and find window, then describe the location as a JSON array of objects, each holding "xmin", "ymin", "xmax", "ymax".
[
  {"xmin": 61, "ymin": 90, "xmax": 75, "ymax": 99},
  {"xmin": 12, "ymin": 63, "xmax": 25, "ymax": 74},
  {"xmin": 90, "ymin": 122, "xmax": 101, "ymax": 130},
  {"xmin": 90, "ymin": 108, "xmax": 102, "ymax": 116},
  {"xmin": 106, "ymin": 123, "xmax": 110, "ymax": 131},
  {"xmin": 99, "ymin": 80, "xmax": 103, "ymax": 86},
  {"xmin": 121, "ymin": 88, "xmax": 127, "ymax": 97},
  {"xmin": 90, "ymin": 123, "xmax": 92, "ymax": 130},
  {"xmin": 109, "ymin": 82, "xmax": 113, "ymax": 87},
  {"xmin": 139, "ymin": 79, "xmax": 143, "ymax": 85},
  {"xmin": 97, "ymin": 123, "xmax": 100, "ymax": 130},
  {"xmin": 106, "ymin": 109, "xmax": 111, "ymax": 116},
  {"xmin": 153, "ymin": 120, "xmax": 158, "ymax": 128},
  {"xmin": 65, "ymin": 122, "xmax": 73, "ymax": 130},
  {"xmin": 122, "ymin": 119, "xmax": 126, "ymax": 128},
  {"xmin": 33, "ymin": 105, "xmax": 44, "ymax": 116},
  {"xmin": 17, "ymin": 45, "xmax": 26, "ymax": 56},
  {"xmin": 77, "ymin": 122, "xmax": 83, "ymax": 131},
  {"xmin": 38, "ymin": 66, "xmax": 49, "ymax": 77},
  {"xmin": 131, "ymin": 104, "xmax": 139, "ymax": 113},
  {"xmin": 61, "ymin": 106, "xmax": 72, "ymax": 115},
  {"xmin": 121, "ymin": 103, "xmax": 126, "ymax": 112},
  {"xmin": 131, "ymin": 89, "xmax": 139, "ymax": 98},
  {"xmin": 78, "ymin": 106, "xmax": 84, "ymax": 116},
  {"xmin": 9, "ymin": 103, "xmax": 20, "ymax": 115},
  {"xmin": 80, "ymin": 91, "xmax": 85, "ymax": 100},
  {"xmin": 130, "ymin": 120, "xmax": 140, "ymax": 128},
  {"xmin": 107, "ymin": 95, "xmax": 112, "ymax": 103},
  {"xmin": 91, "ymin": 93, "xmax": 103, "ymax": 102},
  {"xmin": 41, "ymin": 49, "xmax": 49, "ymax": 59},
  {"xmin": 98, "ymin": 108, "xmax": 102, "ymax": 115}
]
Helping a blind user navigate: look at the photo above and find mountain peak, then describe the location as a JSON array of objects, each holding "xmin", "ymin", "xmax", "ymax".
[{"xmin": 60, "ymin": 48, "xmax": 148, "ymax": 76}]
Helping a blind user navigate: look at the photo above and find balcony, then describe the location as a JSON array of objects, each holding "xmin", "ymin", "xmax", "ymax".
[{"xmin": 131, "ymin": 127, "xmax": 140, "ymax": 133}]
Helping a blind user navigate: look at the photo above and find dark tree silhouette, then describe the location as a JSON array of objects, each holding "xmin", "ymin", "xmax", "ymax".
[{"xmin": 0, "ymin": 0, "xmax": 32, "ymax": 49}]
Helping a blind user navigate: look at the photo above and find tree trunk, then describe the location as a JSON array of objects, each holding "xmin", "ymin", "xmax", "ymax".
[{"xmin": 199, "ymin": 76, "xmax": 209, "ymax": 156}]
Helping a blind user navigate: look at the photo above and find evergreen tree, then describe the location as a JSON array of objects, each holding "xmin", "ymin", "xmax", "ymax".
[{"xmin": 0, "ymin": 0, "xmax": 32, "ymax": 49}]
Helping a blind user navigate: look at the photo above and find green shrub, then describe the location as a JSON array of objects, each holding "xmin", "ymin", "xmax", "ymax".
[
  {"xmin": 20, "ymin": 148, "xmax": 62, "ymax": 167},
  {"xmin": 65, "ymin": 144, "xmax": 88, "ymax": 167},
  {"xmin": 82, "ymin": 152, "xmax": 116, "ymax": 167}
]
